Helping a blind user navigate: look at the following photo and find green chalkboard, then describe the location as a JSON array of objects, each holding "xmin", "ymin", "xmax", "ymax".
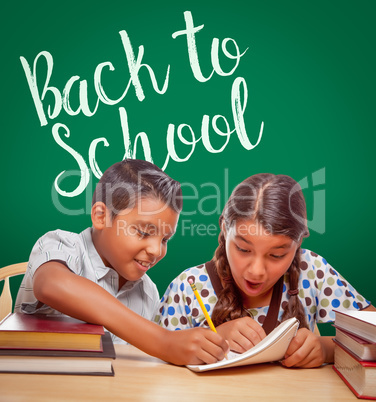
[{"xmin": 1, "ymin": 1, "xmax": 375, "ymax": 335}]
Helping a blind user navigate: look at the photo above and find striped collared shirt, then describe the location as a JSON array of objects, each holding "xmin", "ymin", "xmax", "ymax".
[{"xmin": 15, "ymin": 227, "xmax": 160, "ymax": 344}]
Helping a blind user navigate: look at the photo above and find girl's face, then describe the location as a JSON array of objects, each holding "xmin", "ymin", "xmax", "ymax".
[
  {"xmin": 224, "ymin": 219, "xmax": 299, "ymax": 309},
  {"xmin": 93, "ymin": 197, "xmax": 179, "ymax": 288}
]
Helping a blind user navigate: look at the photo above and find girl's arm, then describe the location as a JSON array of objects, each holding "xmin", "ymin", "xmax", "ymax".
[
  {"xmin": 33, "ymin": 261, "xmax": 229, "ymax": 366},
  {"xmin": 282, "ymin": 304, "xmax": 376, "ymax": 368},
  {"xmin": 216, "ymin": 317, "xmax": 266, "ymax": 353}
]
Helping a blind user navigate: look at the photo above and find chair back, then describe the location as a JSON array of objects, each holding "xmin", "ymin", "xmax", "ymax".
[{"xmin": 0, "ymin": 262, "xmax": 28, "ymax": 321}]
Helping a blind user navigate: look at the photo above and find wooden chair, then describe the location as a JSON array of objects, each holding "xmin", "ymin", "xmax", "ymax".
[{"xmin": 0, "ymin": 262, "xmax": 28, "ymax": 321}]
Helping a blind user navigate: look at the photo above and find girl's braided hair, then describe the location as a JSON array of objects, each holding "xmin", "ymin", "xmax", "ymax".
[{"xmin": 211, "ymin": 173, "xmax": 310, "ymax": 329}]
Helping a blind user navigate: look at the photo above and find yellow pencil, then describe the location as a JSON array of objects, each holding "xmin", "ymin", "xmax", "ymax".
[
  {"xmin": 188, "ymin": 279, "xmax": 228, "ymax": 359},
  {"xmin": 188, "ymin": 279, "xmax": 217, "ymax": 333}
]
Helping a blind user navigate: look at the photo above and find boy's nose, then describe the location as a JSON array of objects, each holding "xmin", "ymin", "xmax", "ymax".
[{"xmin": 146, "ymin": 239, "xmax": 163, "ymax": 258}]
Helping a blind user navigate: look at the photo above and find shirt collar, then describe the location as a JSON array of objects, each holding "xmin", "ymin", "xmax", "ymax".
[{"xmin": 80, "ymin": 227, "xmax": 110, "ymax": 280}]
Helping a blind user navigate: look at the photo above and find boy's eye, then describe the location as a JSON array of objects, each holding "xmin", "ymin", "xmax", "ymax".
[
  {"xmin": 137, "ymin": 229, "xmax": 150, "ymax": 238},
  {"xmin": 162, "ymin": 234, "xmax": 174, "ymax": 244}
]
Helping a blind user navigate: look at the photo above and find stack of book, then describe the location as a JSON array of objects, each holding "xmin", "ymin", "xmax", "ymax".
[
  {"xmin": 0, "ymin": 313, "xmax": 115, "ymax": 376},
  {"xmin": 333, "ymin": 310, "xmax": 376, "ymax": 399}
]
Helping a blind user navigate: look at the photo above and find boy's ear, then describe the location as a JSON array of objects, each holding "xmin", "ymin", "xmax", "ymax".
[{"xmin": 91, "ymin": 202, "xmax": 108, "ymax": 230}]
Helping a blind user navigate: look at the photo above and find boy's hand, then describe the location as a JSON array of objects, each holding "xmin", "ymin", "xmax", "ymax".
[
  {"xmin": 164, "ymin": 327, "xmax": 229, "ymax": 366},
  {"xmin": 281, "ymin": 328, "xmax": 326, "ymax": 368},
  {"xmin": 216, "ymin": 317, "xmax": 266, "ymax": 353}
]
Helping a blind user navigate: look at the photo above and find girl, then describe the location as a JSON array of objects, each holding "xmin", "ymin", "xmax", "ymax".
[
  {"xmin": 154, "ymin": 173, "xmax": 375, "ymax": 368},
  {"xmin": 15, "ymin": 159, "xmax": 228, "ymax": 366}
]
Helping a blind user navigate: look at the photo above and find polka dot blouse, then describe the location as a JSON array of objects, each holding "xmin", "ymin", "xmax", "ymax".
[{"xmin": 154, "ymin": 249, "xmax": 370, "ymax": 332}]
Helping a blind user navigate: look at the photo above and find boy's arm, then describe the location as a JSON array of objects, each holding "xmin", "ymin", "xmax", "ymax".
[{"xmin": 33, "ymin": 261, "xmax": 228, "ymax": 365}]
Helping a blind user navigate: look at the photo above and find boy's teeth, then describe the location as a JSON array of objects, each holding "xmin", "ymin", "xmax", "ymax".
[{"xmin": 137, "ymin": 260, "xmax": 149, "ymax": 267}]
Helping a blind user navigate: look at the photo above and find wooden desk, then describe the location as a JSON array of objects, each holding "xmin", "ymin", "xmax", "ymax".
[{"xmin": 0, "ymin": 345, "xmax": 358, "ymax": 401}]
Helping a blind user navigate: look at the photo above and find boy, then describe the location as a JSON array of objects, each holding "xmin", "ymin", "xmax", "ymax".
[{"xmin": 15, "ymin": 159, "xmax": 228, "ymax": 365}]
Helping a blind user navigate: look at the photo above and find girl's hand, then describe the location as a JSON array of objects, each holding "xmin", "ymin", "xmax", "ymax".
[
  {"xmin": 216, "ymin": 317, "xmax": 266, "ymax": 353},
  {"xmin": 281, "ymin": 328, "xmax": 327, "ymax": 368},
  {"xmin": 163, "ymin": 327, "xmax": 229, "ymax": 366}
]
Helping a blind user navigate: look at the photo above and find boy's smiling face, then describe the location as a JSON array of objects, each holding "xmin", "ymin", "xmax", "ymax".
[{"xmin": 91, "ymin": 197, "xmax": 179, "ymax": 287}]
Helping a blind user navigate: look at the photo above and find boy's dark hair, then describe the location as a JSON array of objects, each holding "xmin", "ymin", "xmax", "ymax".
[
  {"xmin": 212, "ymin": 173, "xmax": 310, "ymax": 329},
  {"xmin": 92, "ymin": 159, "xmax": 183, "ymax": 218}
]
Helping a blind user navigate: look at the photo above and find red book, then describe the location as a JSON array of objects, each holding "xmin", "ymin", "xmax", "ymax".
[
  {"xmin": 0, "ymin": 313, "xmax": 104, "ymax": 352},
  {"xmin": 335, "ymin": 326, "xmax": 376, "ymax": 361},
  {"xmin": 0, "ymin": 332, "xmax": 116, "ymax": 376},
  {"xmin": 0, "ymin": 332, "xmax": 115, "ymax": 376},
  {"xmin": 333, "ymin": 341, "xmax": 376, "ymax": 399},
  {"xmin": 335, "ymin": 310, "xmax": 376, "ymax": 343}
]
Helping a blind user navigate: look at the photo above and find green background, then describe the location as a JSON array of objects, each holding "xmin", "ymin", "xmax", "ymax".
[{"xmin": 1, "ymin": 1, "xmax": 375, "ymax": 335}]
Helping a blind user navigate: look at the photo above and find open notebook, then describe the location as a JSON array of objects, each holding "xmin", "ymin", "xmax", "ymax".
[{"xmin": 187, "ymin": 317, "xmax": 299, "ymax": 372}]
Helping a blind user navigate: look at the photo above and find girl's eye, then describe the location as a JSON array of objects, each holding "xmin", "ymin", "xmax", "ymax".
[
  {"xmin": 270, "ymin": 254, "xmax": 286, "ymax": 259},
  {"xmin": 236, "ymin": 245, "xmax": 249, "ymax": 253}
]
